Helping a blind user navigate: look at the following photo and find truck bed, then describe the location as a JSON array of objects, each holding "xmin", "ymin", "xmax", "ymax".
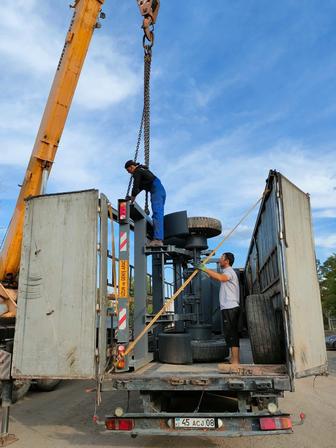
[{"xmin": 102, "ymin": 361, "xmax": 290, "ymax": 392}]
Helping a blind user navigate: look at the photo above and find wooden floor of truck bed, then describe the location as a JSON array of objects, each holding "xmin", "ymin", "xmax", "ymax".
[
  {"xmin": 108, "ymin": 361, "xmax": 287, "ymax": 378},
  {"xmin": 103, "ymin": 339, "xmax": 289, "ymax": 389}
]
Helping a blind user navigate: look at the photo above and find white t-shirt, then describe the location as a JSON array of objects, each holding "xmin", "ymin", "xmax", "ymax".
[{"xmin": 219, "ymin": 266, "xmax": 240, "ymax": 310}]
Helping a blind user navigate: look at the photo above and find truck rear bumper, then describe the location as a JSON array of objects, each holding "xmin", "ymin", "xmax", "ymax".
[{"xmin": 102, "ymin": 414, "xmax": 293, "ymax": 437}]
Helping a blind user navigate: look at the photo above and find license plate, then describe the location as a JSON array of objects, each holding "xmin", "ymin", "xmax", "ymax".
[{"xmin": 174, "ymin": 417, "xmax": 216, "ymax": 429}]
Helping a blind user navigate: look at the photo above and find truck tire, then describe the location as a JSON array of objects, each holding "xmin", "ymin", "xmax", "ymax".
[
  {"xmin": 245, "ymin": 294, "xmax": 285, "ymax": 364},
  {"xmin": 191, "ymin": 339, "xmax": 229, "ymax": 362},
  {"xmin": 12, "ymin": 380, "xmax": 31, "ymax": 403},
  {"xmin": 34, "ymin": 379, "xmax": 61, "ymax": 392},
  {"xmin": 187, "ymin": 217, "xmax": 222, "ymax": 238}
]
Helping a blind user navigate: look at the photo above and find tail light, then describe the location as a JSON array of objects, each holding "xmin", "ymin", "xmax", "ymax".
[
  {"xmin": 116, "ymin": 345, "xmax": 126, "ymax": 369},
  {"xmin": 105, "ymin": 418, "xmax": 134, "ymax": 431},
  {"xmin": 119, "ymin": 202, "xmax": 127, "ymax": 221},
  {"xmin": 259, "ymin": 417, "xmax": 292, "ymax": 431}
]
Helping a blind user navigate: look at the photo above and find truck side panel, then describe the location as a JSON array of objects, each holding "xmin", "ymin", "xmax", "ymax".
[
  {"xmin": 12, "ymin": 190, "xmax": 98, "ymax": 379},
  {"xmin": 280, "ymin": 175, "xmax": 327, "ymax": 378}
]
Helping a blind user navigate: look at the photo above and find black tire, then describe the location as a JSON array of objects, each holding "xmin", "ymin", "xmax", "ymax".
[
  {"xmin": 11, "ymin": 380, "xmax": 31, "ymax": 403},
  {"xmin": 0, "ymin": 317, "xmax": 16, "ymax": 326},
  {"xmin": 158, "ymin": 333, "xmax": 193, "ymax": 364},
  {"xmin": 187, "ymin": 217, "xmax": 222, "ymax": 238},
  {"xmin": 187, "ymin": 324, "xmax": 212, "ymax": 341},
  {"xmin": 191, "ymin": 339, "xmax": 229, "ymax": 362},
  {"xmin": 333, "ymin": 341, "xmax": 336, "ymax": 350},
  {"xmin": 34, "ymin": 379, "xmax": 61, "ymax": 392},
  {"xmin": 245, "ymin": 294, "xmax": 285, "ymax": 364}
]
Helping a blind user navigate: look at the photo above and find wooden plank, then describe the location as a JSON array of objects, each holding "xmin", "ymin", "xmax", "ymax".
[{"xmin": 217, "ymin": 363, "xmax": 287, "ymax": 375}]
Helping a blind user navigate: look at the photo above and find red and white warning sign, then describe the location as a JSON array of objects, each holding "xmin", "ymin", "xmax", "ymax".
[
  {"xmin": 120, "ymin": 231, "xmax": 128, "ymax": 252},
  {"xmin": 118, "ymin": 307, "xmax": 127, "ymax": 330}
]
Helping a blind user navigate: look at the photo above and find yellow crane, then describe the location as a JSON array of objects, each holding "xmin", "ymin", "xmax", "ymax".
[{"xmin": 0, "ymin": 0, "xmax": 160, "ymax": 314}]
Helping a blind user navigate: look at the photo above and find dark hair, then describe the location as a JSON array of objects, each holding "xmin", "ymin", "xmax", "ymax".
[
  {"xmin": 124, "ymin": 160, "xmax": 139, "ymax": 169},
  {"xmin": 223, "ymin": 252, "xmax": 235, "ymax": 266}
]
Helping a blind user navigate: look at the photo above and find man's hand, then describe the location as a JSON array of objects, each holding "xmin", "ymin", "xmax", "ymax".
[
  {"xmin": 192, "ymin": 262, "xmax": 207, "ymax": 273},
  {"xmin": 125, "ymin": 195, "xmax": 136, "ymax": 203}
]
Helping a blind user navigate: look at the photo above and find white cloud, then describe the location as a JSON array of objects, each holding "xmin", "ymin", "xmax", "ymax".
[
  {"xmin": 75, "ymin": 36, "xmax": 141, "ymax": 110},
  {"xmin": 160, "ymin": 133, "xmax": 336, "ymax": 224},
  {"xmin": 314, "ymin": 209, "xmax": 336, "ymax": 218},
  {"xmin": 0, "ymin": 1, "xmax": 141, "ymax": 115},
  {"xmin": 315, "ymin": 234, "xmax": 336, "ymax": 249},
  {"xmin": 0, "ymin": 1, "xmax": 60, "ymax": 75},
  {"xmin": 0, "ymin": 0, "xmax": 144, "ymax": 194},
  {"xmin": 0, "ymin": 139, "xmax": 33, "ymax": 167}
]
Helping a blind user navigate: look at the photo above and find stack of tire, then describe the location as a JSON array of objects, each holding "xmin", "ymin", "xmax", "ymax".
[{"xmin": 158, "ymin": 325, "xmax": 229, "ymax": 364}]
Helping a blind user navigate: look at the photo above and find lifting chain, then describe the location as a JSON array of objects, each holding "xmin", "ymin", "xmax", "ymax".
[
  {"xmin": 143, "ymin": 44, "xmax": 152, "ymax": 215},
  {"xmin": 126, "ymin": 1, "xmax": 159, "ymax": 215}
]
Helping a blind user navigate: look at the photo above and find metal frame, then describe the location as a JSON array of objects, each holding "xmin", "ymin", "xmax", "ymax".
[
  {"xmin": 98, "ymin": 194, "xmax": 108, "ymax": 377},
  {"xmin": 131, "ymin": 202, "xmax": 154, "ymax": 369}
]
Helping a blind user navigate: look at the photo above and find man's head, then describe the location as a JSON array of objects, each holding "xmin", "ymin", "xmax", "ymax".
[
  {"xmin": 124, "ymin": 160, "xmax": 138, "ymax": 174},
  {"xmin": 219, "ymin": 252, "xmax": 235, "ymax": 268}
]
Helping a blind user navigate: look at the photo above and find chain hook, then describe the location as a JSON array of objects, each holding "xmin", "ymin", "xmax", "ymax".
[{"xmin": 137, "ymin": 0, "xmax": 160, "ymax": 48}]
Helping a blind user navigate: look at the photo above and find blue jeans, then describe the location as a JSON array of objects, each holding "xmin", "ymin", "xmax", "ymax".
[{"xmin": 150, "ymin": 178, "xmax": 166, "ymax": 240}]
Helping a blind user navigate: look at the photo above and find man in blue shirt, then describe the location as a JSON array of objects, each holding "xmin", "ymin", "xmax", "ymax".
[{"xmin": 125, "ymin": 160, "xmax": 166, "ymax": 246}]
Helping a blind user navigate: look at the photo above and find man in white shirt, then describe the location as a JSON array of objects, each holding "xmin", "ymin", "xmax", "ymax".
[{"xmin": 197, "ymin": 252, "xmax": 240, "ymax": 364}]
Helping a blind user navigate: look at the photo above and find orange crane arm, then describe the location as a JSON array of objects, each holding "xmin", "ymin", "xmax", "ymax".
[{"xmin": 0, "ymin": 0, "xmax": 105, "ymax": 282}]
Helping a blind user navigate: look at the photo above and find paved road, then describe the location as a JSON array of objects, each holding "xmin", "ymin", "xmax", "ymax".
[{"xmin": 2, "ymin": 351, "xmax": 336, "ymax": 448}]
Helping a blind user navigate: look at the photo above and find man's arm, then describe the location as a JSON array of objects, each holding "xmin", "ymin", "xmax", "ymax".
[
  {"xmin": 131, "ymin": 170, "xmax": 141, "ymax": 198},
  {"xmin": 203, "ymin": 268, "xmax": 230, "ymax": 282}
]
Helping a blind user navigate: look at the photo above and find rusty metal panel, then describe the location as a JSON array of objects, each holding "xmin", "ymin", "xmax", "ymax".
[
  {"xmin": 12, "ymin": 190, "xmax": 99, "ymax": 379},
  {"xmin": 280, "ymin": 176, "xmax": 327, "ymax": 378}
]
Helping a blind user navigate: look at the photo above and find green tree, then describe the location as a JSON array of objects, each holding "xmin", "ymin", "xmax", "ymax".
[{"xmin": 318, "ymin": 254, "xmax": 336, "ymax": 324}]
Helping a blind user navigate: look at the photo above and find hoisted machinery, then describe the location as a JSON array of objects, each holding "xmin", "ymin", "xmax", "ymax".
[{"xmin": 0, "ymin": 0, "xmax": 328, "ymax": 443}]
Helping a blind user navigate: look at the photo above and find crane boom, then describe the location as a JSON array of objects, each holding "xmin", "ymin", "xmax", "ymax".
[{"xmin": 0, "ymin": 0, "xmax": 105, "ymax": 282}]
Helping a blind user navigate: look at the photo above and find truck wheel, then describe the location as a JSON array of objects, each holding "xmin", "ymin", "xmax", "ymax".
[
  {"xmin": 245, "ymin": 294, "xmax": 285, "ymax": 364},
  {"xmin": 191, "ymin": 339, "xmax": 229, "ymax": 362},
  {"xmin": 34, "ymin": 379, "xmax": 61, "ymax": 391}
]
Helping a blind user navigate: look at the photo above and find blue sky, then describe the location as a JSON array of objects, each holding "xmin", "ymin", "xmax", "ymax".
[{"xmin": 0, "ymin": 0, "xmax": 335, "ymax": 267}]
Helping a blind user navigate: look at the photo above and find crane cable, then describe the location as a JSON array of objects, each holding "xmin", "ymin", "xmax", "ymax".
[{"xmin": 123, "ymin": 191, "xmax": 268, "ymax": 357}]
